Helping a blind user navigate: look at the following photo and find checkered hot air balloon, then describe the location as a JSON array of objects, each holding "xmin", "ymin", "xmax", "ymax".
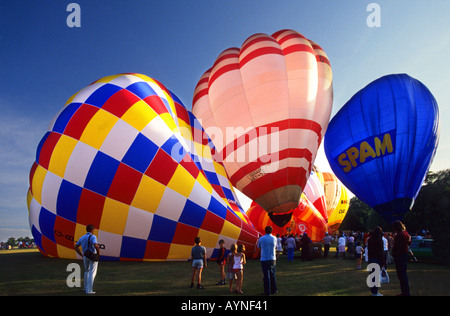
[{"xmin": 27, "ymin": 73, "xmax": 259, "ymax": 261}]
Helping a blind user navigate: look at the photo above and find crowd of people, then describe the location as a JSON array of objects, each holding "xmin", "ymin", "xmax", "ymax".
[
  {"xmin": 190, "ymin": 226, "xmax": 278, "ymax": 295},
  {"xmin": 0, "ymin": 240, "xmax": 35, "ymax": 250},
  {"xmin": 73, "ymin": 221, "xmax": 417, "ymax": 296},
  {"xmin": 189, "ymin": 220, "xmax": 417, "ymax": 296}
]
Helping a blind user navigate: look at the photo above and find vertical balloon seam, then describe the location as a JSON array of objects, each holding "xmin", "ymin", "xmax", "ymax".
[
  {"xmin": 374, "ymin": 77, "xmax": 390, "ymax": 208},
  {"xmin": 271, "ymin": 30, "xmax": 295, "ymax": 213}
]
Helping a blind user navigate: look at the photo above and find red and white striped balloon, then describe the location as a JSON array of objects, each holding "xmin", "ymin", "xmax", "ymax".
[{"xmin": 193, "ymin": 29, "xmax": 333, "ymax": 224}]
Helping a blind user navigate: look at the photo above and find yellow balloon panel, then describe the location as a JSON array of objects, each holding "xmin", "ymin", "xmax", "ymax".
[{"xmin": 327, "ymin": 185, "xmax": 350, "ymax": 232}]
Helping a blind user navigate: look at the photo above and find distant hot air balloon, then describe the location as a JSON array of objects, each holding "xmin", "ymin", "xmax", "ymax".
[
  {"xmin": 324, "ymin": 74, "xmax": 440, "ymax": 223},
  {"xmin": 246, "ymin": 194, "xmax": 328, "ymax": 242},
  {"xmin": 303, "ymin": 170, "xmax": 328, "ymax": 221},
  {"xmin": 314, "ymin": 165, "xmax": 325, "ymax": 186},
  {"xmin": 322, "ymin": 172, "xmax": 341, "ymax": 219},
  {"xmin": 193, "ymin": 29, "xmax": 333, "ymax": 227},
  {"xmin": 27, "ymin": 73, "xmax": 259, "ymax": 261},
  {"xmin": 327, "ymin": 185, "xmax": 349, "ymax": 232}
]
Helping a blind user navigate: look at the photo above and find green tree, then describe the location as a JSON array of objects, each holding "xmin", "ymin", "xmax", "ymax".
[
  {"xmin": 339, "ymin": 196, "xmax": 389, "ymax": 232},
  {"xmin": 7, "ymin": 237, "xmax": 17, "ymax": 247},
  {"xmin": 404, "ymin": 169, "xmax": 450, "ymax": 264}
]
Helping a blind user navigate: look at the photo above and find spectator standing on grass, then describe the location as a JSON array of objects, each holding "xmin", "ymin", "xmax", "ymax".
[
  {"xmin": 232, "ymin": 244, "xmax": 246, "ymax": 294},
  {"xmin": 257, "ymin": 226, "xmax": 278, "ymax": 296},
  {"xmin": 387, "ymin": 233, "xmax": 394, "ymax": 264},
  {"xmin": 367, "ymin": 226, "xmax": 385, "ymax": 296},
  {"xmin": 276, "ymin": 234, "xmax": 283, "ymax": 259},
  {"xmin": 337, "ymin": 232, "xmax": 346, "ymax": 259},
  {"xmin": 301, "ymin": 233, "xmax": 311, "ymax": 261},
  {"xmin": 216, "ymin": 239, "xmax": 227, "ymax": 285},
  {"xmin": 74, "ymin": 224, "xmax": 100, "ymax": 295},
  {"xmin": 347, "ymin": 233, "xmax": 355, "ymax": 255},
  {"xmin": 285, "ymin": 234, "xmax": 296, "ymax": 262},
  {"xmin": 392, "ymin": 220, "xmax": 411, "ymax": 296},
  {"xmin": 227, "ymin": 243, "xmax": 238, "ymax": 293},
  {"xmin": 355, "ymin": 241, "xmax": 364, "ymax": 270},
  {"xmin": 322, "ymin": 232, "xmax": 332, "ymax": 258},
  {"xmin": 382, "ymin": 233, "xmax": 389, "ymax": 267},
  {"xmin": 190, "ymin": 236, "xmax": 207, "ymax": 289}
]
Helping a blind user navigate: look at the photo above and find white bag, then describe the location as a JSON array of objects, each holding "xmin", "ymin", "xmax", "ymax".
[{"xmin": 380, "ymin": 267, "xmax": 390, "ymax": 284}]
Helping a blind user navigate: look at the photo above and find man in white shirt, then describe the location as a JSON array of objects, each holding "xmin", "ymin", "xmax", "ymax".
[
  {"xmin": 382, "ymin": 233, "xmax": 388, "ymax": 267},
  {"xmin": 338, "ymin": 233, "xmax": 346, "ymax": 259}
]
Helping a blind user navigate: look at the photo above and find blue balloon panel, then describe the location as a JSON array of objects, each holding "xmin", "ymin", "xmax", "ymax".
[{"xmin": 324, "ymin": 74, "xmax": 440, "ymax": 222}]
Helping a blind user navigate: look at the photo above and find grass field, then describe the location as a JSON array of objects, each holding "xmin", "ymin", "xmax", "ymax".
[{"xmin": 1, "ymin": 248, "xmax": 449, "ymax": 296}]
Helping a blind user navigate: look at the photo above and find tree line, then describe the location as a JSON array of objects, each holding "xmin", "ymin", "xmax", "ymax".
[{"xmin": 1, "ymin": 236, "xmax": 35, "ymax": 249}]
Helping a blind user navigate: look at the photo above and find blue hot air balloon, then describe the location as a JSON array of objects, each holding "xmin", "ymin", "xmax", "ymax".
[{"xmin": 324, "ymin": 74, "xmax": 440, "ymax": 223}]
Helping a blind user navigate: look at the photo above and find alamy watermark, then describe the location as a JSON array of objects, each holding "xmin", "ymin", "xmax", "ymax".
[
  {"xmin": 66, "ymin": 3, "xmax": 381, "ymax": 28},
  {"xmin": 66, "ymin": 3, "xmax": 81, "ymax": 28},
  {"xmin": 366, "ymin": 263, "xmax": 389, "ymax": 288},
  {"xmin": 367, "ymin": 3, "xmax": 381, "ymax": 28},
  {"xmin": 66, "ymin": 262, "xmax": 82, "ymax": 288}
]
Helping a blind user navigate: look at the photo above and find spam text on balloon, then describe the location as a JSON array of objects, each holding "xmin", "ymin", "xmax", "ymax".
[{"xmin": 336, "ymin": 131, "xmax": 395, "ymax": 173}]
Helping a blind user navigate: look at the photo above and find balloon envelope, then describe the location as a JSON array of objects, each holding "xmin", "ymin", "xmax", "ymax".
[
  {"xmin": 324, "ymin": 74, "xmax": 439, "ymax": 222},
  {"xmin": 27, "ymin": 73, "xmax": 259, "ymax": 261},
  {"xmin": 246, "ymin": 194, "xmax": 328, "ymax": 242},
  {"xmin": 193, "ymin": 29, "xmax": 333, "ymax": 226},
  {"xmin": 322, "ymin": 172, "xmax": 341, "ymax": 219},
  {"xmin": 303, "ymin": 170, "xmax": 328, "ymax": 221},
  {"xmin": 327, "ymin": 185, "xmax": 349, "ymax": 232}
]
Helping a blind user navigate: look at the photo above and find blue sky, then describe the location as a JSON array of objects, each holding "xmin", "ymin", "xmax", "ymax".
[{"xmin": 1, "ymin": 0, "xmax": 449, "ymax": 241}]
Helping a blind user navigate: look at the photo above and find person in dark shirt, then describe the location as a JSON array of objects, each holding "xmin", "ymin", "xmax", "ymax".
[
  {"xmin": 367, "ymin": 226, "xmax": 385, "ymax": 296},
  {"xmin": 301, "ymin": 233, "xmax": 311, "ymax": 261},
  {"xmin": 190, "ymin": 237, "xmax": 207, "ymax": 289},
  {"xmin": 216, "ymin": 239, "xmax": 227, "ymax": 285},
  {"xmin": 392, "ymin": 220, "xmax": 411, "ymax": 296}
]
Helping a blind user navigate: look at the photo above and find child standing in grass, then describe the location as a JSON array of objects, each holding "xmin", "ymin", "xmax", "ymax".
[
  {"xmin": 232, "ymin": 244, "xmax": 246, "ymax": 294},
  {"xmin": 226, "ymin": 243, "xmax": 237, "ymax": 293},
  {"xmin": 216, "ymin": 239, "xmax": 227, "ymax": 285}
]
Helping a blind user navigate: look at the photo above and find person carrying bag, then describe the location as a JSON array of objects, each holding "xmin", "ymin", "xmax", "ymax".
[
  {"xmin": 75, "ymin": 225, "xmax": 100, "ymax": 294},
  {"xmin": 83, "ymin": 235, "xmax": 99, "ymax": 261}
]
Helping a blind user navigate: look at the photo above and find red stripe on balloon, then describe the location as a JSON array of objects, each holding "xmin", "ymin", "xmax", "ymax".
[
  {"xmin": 192, "ymin": 87, "xmax": 209, "ymax": 107},
  {"xmin": 228, "ymin": 147, "xmax": 313, "ymax": 186},
  {"xmin": 240, "ymin": 34, "xmax": 278, "ymax": 55},
  {"xmin": 220, "ymin": 118, "xmax": 322, "ymax": 162},
  {"xmin": 282, "ymin": 44, "xmax": 315, "ymax": 56},
  {"xmin": 240, "ymin": 47, "xmax": 283, "ymax": 67},
  {"xmin": 208, "ymin": 63, "xmax": 240, "ymax": 87},
  {"xmin": 273, "ymin": 31, "xmax": 307, "ymax": 45}
]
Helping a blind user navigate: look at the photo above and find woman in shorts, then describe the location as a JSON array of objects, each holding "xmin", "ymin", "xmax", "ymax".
[
  {"xmin": 232, "ymin": 244, "xmax": 246, "ymax": 294},
  {"xmin": 190, "ymin": 237, "xmax": 207, "ymax": 289}
]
